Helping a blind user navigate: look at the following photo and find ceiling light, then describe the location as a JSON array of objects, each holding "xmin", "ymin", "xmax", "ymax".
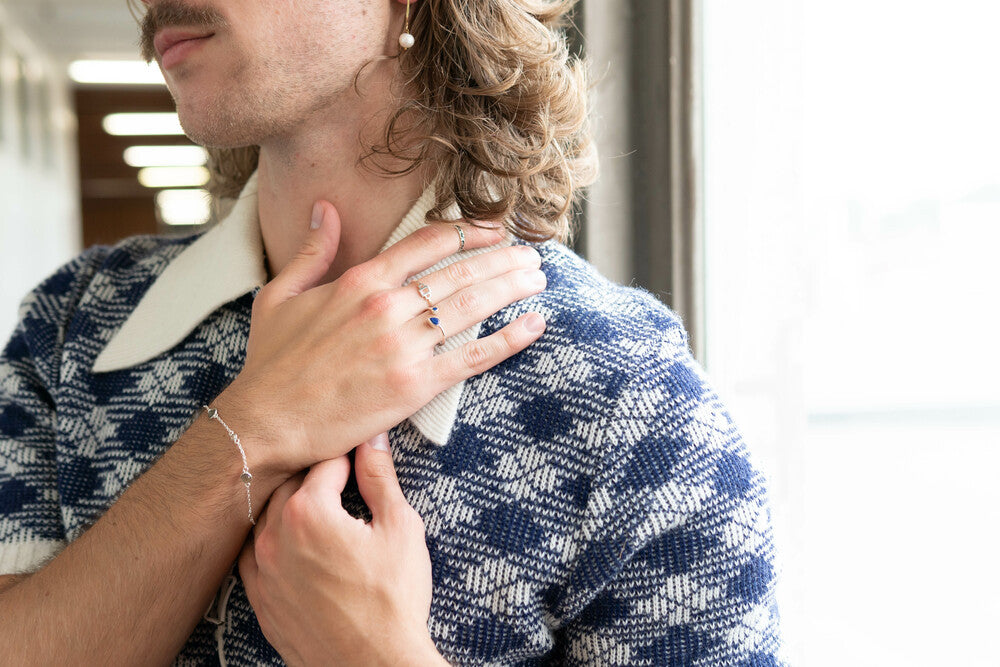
[
  {"xmin": 69, "ymin": 60, "xmax": 166, "ymax": 86},
  {"xmin": 124, "ymin": 145, "xmax": 209, "ymax": 168},
  {"xmin": 103, "ymin": 113, "xmax": 185, "ymax": 136},
  {"xmin": 156, "ymin": 189, "xmax": 212, "ymax": 226},
  {"xmin": 138, "ymin": 166, "xmax": 211, "ymax": 189}
]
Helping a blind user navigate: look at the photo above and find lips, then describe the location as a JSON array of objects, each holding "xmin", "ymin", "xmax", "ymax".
[{"xmin": 154, "ymin": 29, "xmax": 215, "ymax": 64}]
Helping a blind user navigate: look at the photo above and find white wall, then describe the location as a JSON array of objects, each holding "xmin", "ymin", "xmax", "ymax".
[{"xmin": 0, "ymin": 7, "xmax": 81, "ymax": 343}]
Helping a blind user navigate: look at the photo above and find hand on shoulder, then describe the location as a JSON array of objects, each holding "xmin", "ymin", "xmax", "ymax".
[{"xmin": 217, "ymin": 201, "xmax": 547, "ymax": 483}]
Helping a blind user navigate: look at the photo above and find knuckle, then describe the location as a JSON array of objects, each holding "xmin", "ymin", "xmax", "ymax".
[
  {"xmin": 461, "ymin": 340, "xmax": 492, "ymax": 370},
  {"xmin": 339, "ymin": 265, "xmax": 372, "ymax": 291},
  {"xmin": 364, "ymin": 459, "xmax": 396, "ymax": 480},
  {"xmin": 444, "ymin": 260, "xmax": 476, "ymax": 286},
  {"xmin": 453, "ymin": 289, "xmax": 481, "ymax": 316},
  {"xmin": 361, "ymin": 290, "xmax": 396, "ymax": 318},
  {"xmin": 386, "ymin": 364, "xmax": 420, "ymax": 394},
  {"xmin": 501, "ymin": 325, "xmax": 523, "ymax": 352},
  {"xmin": 295, "ymin": 239, "xmax": 325, "ymax": 260},
  {"xmin": 282, "ymin": 492, "xmax": 319, "ymax": 533}
]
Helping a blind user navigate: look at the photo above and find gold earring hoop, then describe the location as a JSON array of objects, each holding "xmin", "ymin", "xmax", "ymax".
[{"xmin": 399, "ymin": 1, "xmax": 415, "ymax": 50}]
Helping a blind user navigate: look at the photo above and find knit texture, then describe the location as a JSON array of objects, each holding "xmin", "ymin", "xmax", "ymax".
[{"xmin": 0, "ymin": 233, "xmax": 786, "ymax": 666}]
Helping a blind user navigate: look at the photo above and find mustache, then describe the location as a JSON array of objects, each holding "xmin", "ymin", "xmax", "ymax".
[{"xmin": 139, "ymin": 1, "xmax": 228, "ymax": 63}]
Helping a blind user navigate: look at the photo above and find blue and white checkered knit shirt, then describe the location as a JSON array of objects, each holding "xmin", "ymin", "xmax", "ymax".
[{"xmin": 0, "ymin": 179, "xmax": 785, "ymax": 665}]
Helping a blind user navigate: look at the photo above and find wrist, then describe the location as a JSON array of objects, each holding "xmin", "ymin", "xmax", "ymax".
[{"xmin": 209, "ymin": 382, "xmax": 289, "ymax": 496}]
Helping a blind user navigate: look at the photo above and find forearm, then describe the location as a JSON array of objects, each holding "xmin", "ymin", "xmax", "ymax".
[
  {"xmin": 0, "ymin": 574, "xmax": 27, "ymax": 594},
  {"xmin": 0, "ymin": 407, "xmax": 284, "ymax": 665}
]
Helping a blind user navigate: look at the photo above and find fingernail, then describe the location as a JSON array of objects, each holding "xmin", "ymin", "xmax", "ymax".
[
  {"xmin": 517, "ymin": 245, "xmax": 539, "ymax": 258},
  {"xmin": 523, "ymin": 313, "xmax": 546, "ymax": 334},
  {"xmin": 310, "ymin": 202, "xmax": 324, "ymax": 230},
  {"xmin": 529, "ymin": 270, "xmax": 547, "ymax": 289},
  {"xmin": 369, "ymin": 433, "xmax": 390, "ymax": 452}
]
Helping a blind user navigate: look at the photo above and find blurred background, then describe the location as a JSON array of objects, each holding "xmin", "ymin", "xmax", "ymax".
[{"xmin": 0, "ymin": 1, "xmax": 997, "ymax": 664}]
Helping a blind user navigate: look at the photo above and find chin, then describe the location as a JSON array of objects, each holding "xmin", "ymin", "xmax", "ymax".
[
  {"xmin": 183, "ymin": 128, "xmax": 256, "ymax": 150},
  {"xmin": 174, "ymin": 103, "xmax": 259, "ymax": 149}
]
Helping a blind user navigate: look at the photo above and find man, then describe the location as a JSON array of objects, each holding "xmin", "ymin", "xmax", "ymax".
[{"xmin": 0, "ymin": 0, "xmax": 785, "ymax": 664}]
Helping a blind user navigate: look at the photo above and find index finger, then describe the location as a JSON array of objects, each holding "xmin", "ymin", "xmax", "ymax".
[
  {"xmin": 373, "ymin": 222, "xmax": 503, "ymax": 286},
  {"xmin": 297, "ymin": 456, "xmax": 352, "ymax": 509},
  {"xmin": 254, "ymin": 472, "xmax": 305, "ymax": 540}
]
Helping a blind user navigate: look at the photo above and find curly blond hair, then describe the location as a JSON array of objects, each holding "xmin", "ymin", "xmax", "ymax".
[{"xmin": 149, "ymin": 0, "xmax": 597, "ymax": 242}]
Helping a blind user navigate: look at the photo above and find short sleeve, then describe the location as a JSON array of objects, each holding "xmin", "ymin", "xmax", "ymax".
[
  {"xmin": 0, "ymin": 324, "xmax": 66, "ymax": 573},
  {"xmin": 0, "ymin": 246, "xmax": 111, "ymax": 575},
  {"xmin": 553, "ymin": 331, "xmax": 787, "ymax": 666}
]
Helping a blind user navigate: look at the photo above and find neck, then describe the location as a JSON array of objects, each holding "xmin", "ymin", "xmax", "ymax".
[{"xmin": 255, "ymin": 80, "xmax": 429, "ymax": 284}]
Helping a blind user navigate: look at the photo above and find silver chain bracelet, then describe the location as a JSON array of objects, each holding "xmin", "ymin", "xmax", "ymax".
[{"xmin": 203, "ymin": 405, "xmax": 255, "ymax": 525}]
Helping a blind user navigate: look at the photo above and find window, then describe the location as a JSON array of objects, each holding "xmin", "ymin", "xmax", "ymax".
[{"xmin": 704, "ymin": 2, "xmax": 1000, "ymax": 664}]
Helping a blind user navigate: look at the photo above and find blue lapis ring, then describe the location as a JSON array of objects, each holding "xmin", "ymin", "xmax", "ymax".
[{"xmin": 427, "ymin": 308, "xmax": 446, "ymax": 345}]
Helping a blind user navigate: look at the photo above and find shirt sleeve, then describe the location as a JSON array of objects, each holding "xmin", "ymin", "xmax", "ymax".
[
  {"xmin": 553, "ymin": 332, "xmax": 787, "ymax": 666},
  {"xmin": 0, "ymin": 323, "xmax": 67, "ymax": 574},
  {"xmin": 0, "ymin": 247, "xmax": 110, "ymax": 575}
]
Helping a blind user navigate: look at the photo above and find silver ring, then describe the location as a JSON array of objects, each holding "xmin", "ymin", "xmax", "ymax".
[
  {"xmin": 416, "ymin": 281, "xmax": 434, "ymax": 308},
  {"xmin": 427, "ymin": 311, "xmax": 446, "ymax": 345},
  {"xmin": 454, "ymin": 224, "xmax": 466, "ymax": 252}
]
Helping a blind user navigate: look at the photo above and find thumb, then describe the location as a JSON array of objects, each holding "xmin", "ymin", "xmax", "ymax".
[
  {"xmin": 268, "ymin": 201, "xmax": 342, "ymax": 303},
  {"xmin": 354, "ymin": 433, "xmax": 409, "ymax": 521}
]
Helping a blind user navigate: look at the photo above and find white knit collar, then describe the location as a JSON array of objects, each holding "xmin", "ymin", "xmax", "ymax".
[{"xmin": 92, "ymin": 172, "xmax": 507, "ymax": 446}]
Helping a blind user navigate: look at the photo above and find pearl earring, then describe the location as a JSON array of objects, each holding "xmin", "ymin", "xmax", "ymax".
[{"xmin": 399, "ymin": 0, "xmax": 415, "ymax": 50}]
